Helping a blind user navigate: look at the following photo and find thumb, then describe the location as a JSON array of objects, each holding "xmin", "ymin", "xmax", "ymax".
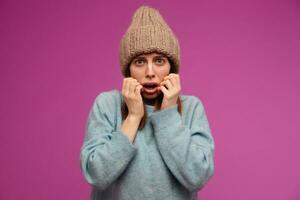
[{"xmin": 135, "ymin": 85, "xmax": 143, "ymax": 95}]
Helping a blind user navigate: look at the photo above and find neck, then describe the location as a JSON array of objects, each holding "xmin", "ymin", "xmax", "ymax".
[
  {"xmin": 143, "ymin": 98, "xmax": 156, "ymax": 106},
  {"xmin": 142, "ymin": 93, "xmax": 163, "ymax": 107}
]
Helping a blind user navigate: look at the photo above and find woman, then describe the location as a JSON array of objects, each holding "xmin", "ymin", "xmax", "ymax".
[{"xmin": 80, "ymin": 5, "xmax": 215, "ymax": 200}]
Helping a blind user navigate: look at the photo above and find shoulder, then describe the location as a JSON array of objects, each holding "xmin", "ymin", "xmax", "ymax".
[
  {"xmin": 95, "ymin": 89, "xmax": 121, "ymax": 101},
  {"xmin": 180, "ymin": 94, "xmax": 204, "ymax": 109},
  {"xmin": 180, "ymin": 94, "xmax": 207, "ymax": 119},
  {"xmin": 93, "ymin": 89, "xmax": 122, "ymax": 109}
]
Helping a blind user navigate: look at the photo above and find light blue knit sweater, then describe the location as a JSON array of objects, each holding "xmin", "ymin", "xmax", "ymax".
[{"xmin": 80, "ymin": 90, "xmax": 215, "ymax": 200}]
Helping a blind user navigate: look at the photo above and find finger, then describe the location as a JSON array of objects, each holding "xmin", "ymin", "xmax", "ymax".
[
  {"xmin": 160, "ymin": 85, "xmax": 169, "ymax": 96},
  {"xmin": 168, "ymin": 76, "xmax": 178, "ymax": 88},
  {"xmin": 163, "ymin": 73, "xmax": 176, "ymax": 80},
  {"xmin": 164, "ymin": 74, "xmax": 176, "ymax": 83},
  {"xmin": 171, "ymin": 75, "xmax": 179, "ymax": 90},
  {"xmin": 135, "ymin": 84, "xmax": 143, "ymax": 95},
  {"xmin": 166, "ymin": 74, "xmax": 180, "ymax": 90},
  {"xmin": 129, "ymin": 80, "xmax": 139, "ymax": 95},
  {"xmin": 123, "ymin": 78, "xmax": 130, "ymax": 95},
  {"xmin": 175, "ymin": 75, "xmax": 181, "ymax": 90},
  {"xmin": 162, "ymin": 79, "xmax": 173, "ymax": 90},
  {"xmin": 163, "ymin": 75, "xmax": 170, "ymax": 81}
]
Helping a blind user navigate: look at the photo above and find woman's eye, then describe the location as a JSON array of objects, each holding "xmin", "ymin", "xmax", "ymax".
[
  {"xmin": 155, "ymin": 58, "xmax": 165, "ymax": 65},
  {"xmin": 135, "ymin": 59, "xmax": 145, "ymax": 65}
]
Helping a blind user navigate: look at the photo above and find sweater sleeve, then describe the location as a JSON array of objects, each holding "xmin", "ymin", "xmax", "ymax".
[
  {"xmin": 148, "ymin": 97, "xmax": 215, "ymax": 192},
  {"xmin": 80, "ymin": 92, "xmax": 137, "ymax": 190}
]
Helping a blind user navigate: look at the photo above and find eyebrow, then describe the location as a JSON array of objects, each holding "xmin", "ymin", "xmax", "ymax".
[{"xmin": 134, "ymin": 54, "xmax": 166, "ymax": 60}]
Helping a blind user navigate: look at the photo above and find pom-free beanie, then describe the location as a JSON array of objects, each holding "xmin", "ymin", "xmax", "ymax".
[{"xmin": 119, "ymin": 5, "xmax": 180, "ymax": 76}]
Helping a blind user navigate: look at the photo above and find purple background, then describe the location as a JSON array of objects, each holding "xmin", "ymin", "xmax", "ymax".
[{"xmin": 1, "ymin": 0, "xmax": 300, "ymax": 199}]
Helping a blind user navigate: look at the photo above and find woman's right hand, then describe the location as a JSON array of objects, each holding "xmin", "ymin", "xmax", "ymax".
[{"xmin": 122, "ymin": 78, "xmax": 144, "ymax": 119}]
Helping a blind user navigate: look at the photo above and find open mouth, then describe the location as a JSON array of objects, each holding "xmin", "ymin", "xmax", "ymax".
[
  {"xmin": 142, "ymin": 83, "xmax": 159, "ymax": 93},
  {"xmin": 143, "ymin": 83, "xmax": 158, "ymax": 89}
]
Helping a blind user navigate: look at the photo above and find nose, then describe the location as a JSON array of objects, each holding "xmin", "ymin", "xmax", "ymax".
[{"xmin": 146, "ymin": 62, "xmax": 155, "ymax": 78}]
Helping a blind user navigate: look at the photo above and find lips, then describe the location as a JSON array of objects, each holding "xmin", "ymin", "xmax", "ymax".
[{"xmin": 142, "ymin": 82, "xmax": 159, "ymax": 94}]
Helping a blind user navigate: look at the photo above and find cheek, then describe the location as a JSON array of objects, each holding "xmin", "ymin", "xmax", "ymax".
[
  {"xmin": 130, "ymin": 68, "xmax": 143, "ymax": 80},
  {"xmin": 157, "ymin": 67, "xmax": 170, "ymax": 78}
]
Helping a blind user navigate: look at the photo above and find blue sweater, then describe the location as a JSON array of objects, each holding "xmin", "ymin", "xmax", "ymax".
[{"xmin": 80, "ymin": 90, "xmax": 215, "ymax": 200}]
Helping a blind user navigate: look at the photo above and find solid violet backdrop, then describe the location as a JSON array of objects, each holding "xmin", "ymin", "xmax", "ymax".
[{"xmin": 1, "ymin": 0, "xmax": 299, "ymax": 199}]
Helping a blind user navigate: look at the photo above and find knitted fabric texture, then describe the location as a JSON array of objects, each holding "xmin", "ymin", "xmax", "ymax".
[{"xmin": 119, "ymin": 5, "xmax": 180, "ymax": 77}]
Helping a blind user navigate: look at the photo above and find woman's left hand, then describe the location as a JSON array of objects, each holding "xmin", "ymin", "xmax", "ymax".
[{"xmin": 159, "ymin": 73, "xmax": 181, "ymax": 110}]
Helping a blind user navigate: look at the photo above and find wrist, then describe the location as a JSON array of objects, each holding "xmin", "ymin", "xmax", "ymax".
[
  {"xmin": 161, "ymin": 99, "xmax": 177, "ymax": 110},
  {"xmin": 127, "ymin": 114, "xmax": 143, "ymax": 122}
]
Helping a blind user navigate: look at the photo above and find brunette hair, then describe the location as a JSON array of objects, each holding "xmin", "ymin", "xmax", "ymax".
[{"xmin": 121, "ymin": 58, "xmax": 182, "ymax": 130}]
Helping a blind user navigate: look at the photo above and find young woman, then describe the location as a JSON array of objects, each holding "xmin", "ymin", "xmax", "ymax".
[{"xmin": 80, "ymin": 5, "xmax": 215, "ymax": 200}]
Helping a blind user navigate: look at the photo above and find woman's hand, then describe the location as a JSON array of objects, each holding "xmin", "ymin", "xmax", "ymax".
[
  {"xmin": 122, "ymin": 78, "xmax": 144, "ymax": 119},
  {"xmin": 159, "ymin": 73, "xmax": 181, "ymax": 110}
]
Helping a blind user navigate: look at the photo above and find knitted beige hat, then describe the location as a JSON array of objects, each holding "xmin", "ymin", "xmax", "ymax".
[{"xmin": 119, "ymin": 5, "xmax": 180, "ymax": 77}]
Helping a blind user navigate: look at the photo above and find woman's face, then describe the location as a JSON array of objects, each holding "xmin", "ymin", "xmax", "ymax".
[{"xmin": 129, "ymin": 52, "xmax": 171, "ymax": 101}]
